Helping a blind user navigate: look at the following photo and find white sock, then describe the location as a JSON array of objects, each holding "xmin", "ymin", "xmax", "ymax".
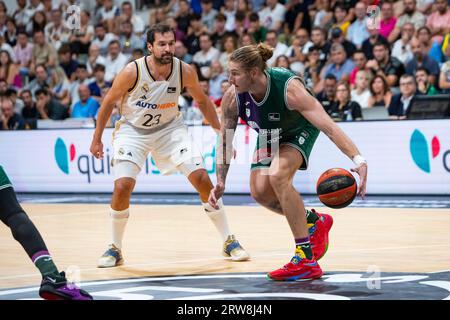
[
  {"xmin": 110, "ymin": 207, "xmax": 129, "ymax": 250},
  {"xmin": 202, "ymin": 199, "xmax": 231, "ymax": 242}
]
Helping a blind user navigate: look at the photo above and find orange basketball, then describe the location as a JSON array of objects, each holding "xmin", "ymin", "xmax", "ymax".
[{"xmin": 316, "ymin": 168, "xmax": 357, "ymax": 209}]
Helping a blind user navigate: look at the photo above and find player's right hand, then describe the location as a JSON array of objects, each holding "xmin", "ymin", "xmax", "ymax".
[
  {"xmin": 208, "ymin": 183, "xmax": 225, "ymax": 210},
  {"xmin": 351, "ymin": 163, "xmax": 368, "ymax": 199},
  {"xmin": 90, "ymin": 139, "xmax": 104, "ymax": 159}
]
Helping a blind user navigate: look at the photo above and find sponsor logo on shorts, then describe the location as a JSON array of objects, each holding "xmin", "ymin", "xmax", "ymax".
[
  {"xmin": 253, "ymin": 148, "xmax": 272, "ymax": 164},
  {"xmin": 247, "ymin": 121, "xmax": 260, "ymax": 130}
]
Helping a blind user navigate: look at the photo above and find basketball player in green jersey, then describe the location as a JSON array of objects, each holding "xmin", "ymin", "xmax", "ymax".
[
  {"xmin": 0, "ymin": 165, "xmax": 92, "ymax": 299},
  {"xmin": 209, "ymin": 43, "xmax": 368, "ymax": 281}
]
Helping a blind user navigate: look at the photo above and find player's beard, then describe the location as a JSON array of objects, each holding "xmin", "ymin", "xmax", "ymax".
[{"xmin": 154, "ymin": 53, "xmax": 173, "ymax": 65}]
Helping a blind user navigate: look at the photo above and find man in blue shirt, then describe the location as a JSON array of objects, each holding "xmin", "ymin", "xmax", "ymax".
[
  {"xmin": 88, "ymin": 64, "xmax": 111, "ymax": 99},
  {"xmin": 406, "ymin": 37, "xmax": 440, "ymax": 86},
  {"xmin": 346, "ymin": 2, "xmax": 370, "ymax": 48},
  {"xmin": 321, "ymin": 43, "xmax": 355, "ymax": 81},
  {"xmin": 71, "ymin": 84, "xmax": 100, "ymax": 118}
]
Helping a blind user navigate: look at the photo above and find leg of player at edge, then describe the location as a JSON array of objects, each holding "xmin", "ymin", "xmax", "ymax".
[{"xmin": 0, "ymin": 166, "xmax": 92, "ymax": 300}]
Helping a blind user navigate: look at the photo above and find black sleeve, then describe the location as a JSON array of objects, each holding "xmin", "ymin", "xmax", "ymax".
[
  {"xmin": 388, "ymin": 95, "xmax": 399, "ymax": 116},
  {"xmin": 351, "ymin": 101, "xmax": 363, "ymax": 120},
  {"xmin": 18, "ymin": 117, "xmax": 26, "ymax": 130}
]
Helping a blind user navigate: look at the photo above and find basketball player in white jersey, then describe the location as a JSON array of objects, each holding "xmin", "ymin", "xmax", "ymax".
[{"xmin": 90, "ymin": 24, "xmax": 249, "ymax": 268}]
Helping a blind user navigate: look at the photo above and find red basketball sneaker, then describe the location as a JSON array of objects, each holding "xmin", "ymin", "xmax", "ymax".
[
  {"xmin": 268, "ymin": 255, "xmax": 323, "ymax": 281},
  {"xmin": 309, "ymin": 209, "xmax": 334, "ymax": 260}
]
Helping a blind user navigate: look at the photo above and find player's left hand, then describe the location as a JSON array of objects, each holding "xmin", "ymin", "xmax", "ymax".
[
  {"xmin": 351, "ymin": 163, "xmax": 367, "ymax": 199},
  {"xmin": 208, "ymin": 183, "xmax": 225, "ymax": 210}
]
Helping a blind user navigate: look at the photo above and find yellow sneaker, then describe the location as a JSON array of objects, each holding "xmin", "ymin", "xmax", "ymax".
[{"xmin": 223, "ymin": 235, "xmax": 250, "ymax": 261}]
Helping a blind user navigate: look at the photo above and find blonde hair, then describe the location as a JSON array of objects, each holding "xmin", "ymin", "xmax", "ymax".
[{"xmin": 229, "ymin": 42, "xmax": 274, "ymax": 72}]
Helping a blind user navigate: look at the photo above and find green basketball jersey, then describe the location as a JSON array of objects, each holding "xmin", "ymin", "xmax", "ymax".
[
  {"xmin": 236, "ymin": 67, "xmax": 320, "ymax": 170},
  {"xmin": 236, "ymin": 67, "xmax": 318, "ymax": 141},
  {"xmin": 0, "ymin": 165, "xmax": 12, "ymax": 190}
]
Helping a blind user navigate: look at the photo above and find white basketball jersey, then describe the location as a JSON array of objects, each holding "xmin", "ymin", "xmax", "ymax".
[{"xmin": 120, "ymin": 56, "xmax": 182, "ymax": 129}]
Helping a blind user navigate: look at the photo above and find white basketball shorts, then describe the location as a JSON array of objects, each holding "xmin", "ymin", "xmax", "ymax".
[{"xmin": 111, "ymin": 114, "xmax": 204, "ymax": 177}]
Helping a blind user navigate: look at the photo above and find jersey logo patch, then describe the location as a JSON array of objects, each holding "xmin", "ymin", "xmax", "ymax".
[
  {"xmin": 167, "ymin": 87, "xmax": 176, "ymax": 93},
  {"xmin": 246, "ymin": 108, "xmax": 251, "ymax": 117},
  {"xmin": 141, "ymin": 83, "xmax": 149, "ymax": 93},
  {"xmin": 268, "ymin": 113, "xmax": 280, "ymax": 121}
]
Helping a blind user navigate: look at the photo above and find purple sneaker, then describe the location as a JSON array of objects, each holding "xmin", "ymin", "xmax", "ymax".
[{"xmin": 39, "ymin": 272, "xmax": 93, "ymax": 300}]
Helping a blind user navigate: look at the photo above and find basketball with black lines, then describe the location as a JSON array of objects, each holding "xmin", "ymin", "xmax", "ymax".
[{"xmin": 316, "ymin": 168, "xmax": 357, "ymax": 209}]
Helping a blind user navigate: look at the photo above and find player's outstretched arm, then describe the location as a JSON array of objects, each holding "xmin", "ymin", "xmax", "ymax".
[
  {"xmin": 182, "ymin": 62, "xmax": 221, "ymax": 132},
  {"xmin": 286, "ymin": 79, "xmax": 368, "ymax": 198},
  {"xmin": 209, "ymin": 86, "xmax": 239, "ymax": 209},
  {"xmin": 90, "ymin": 62, "xmax": 137, "ymax": 159}
]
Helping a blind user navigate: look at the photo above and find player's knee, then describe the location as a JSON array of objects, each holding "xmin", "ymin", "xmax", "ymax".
[
  {"xmin": 268, "ymin": 173, "xmax": 289, "ymax": 190},
  {"xmin": 250, "ymin": 187, "xmax": 268, "ymax": 206},
  {"xmin": 0, "ymin": 187, "xmax": 25, "ymax": 226},
  {"xmin": 251, "ymin": 191, "xmax": 265, "ymax": 205},
  {"xmin": 6, "ymin": 212, "xmax": 30, "ymax": 242},
  {"xmin": 114, "ymin": 179, "xmax": 134, "ymax": 197}
]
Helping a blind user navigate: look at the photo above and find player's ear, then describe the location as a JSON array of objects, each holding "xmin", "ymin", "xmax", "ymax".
[
  {"xmin": 250, "ymin": 67, "xmax": 258, "ymax": 79},
  {"xmin": 147, "ymin": 42, "xmax": 153, "ymax": 54}
]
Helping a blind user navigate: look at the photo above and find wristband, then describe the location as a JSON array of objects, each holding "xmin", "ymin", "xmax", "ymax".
[{"xmin": 352, "ymin": 155, "xmax": 367, "ymax": 166}]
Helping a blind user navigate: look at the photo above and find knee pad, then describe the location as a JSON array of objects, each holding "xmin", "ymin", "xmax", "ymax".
[
  {"xmin": 177, "ymin": 161, "xmax": 205, "ymax": 177},
  {"xmin": 0, "ymin": 187, "xmax": 24, "ymax": 225},
  {"xmin": 113, "ymin": 160, "xmax": 141, "ymax": 181}
]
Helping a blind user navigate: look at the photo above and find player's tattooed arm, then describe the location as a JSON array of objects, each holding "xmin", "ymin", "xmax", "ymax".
[{"xmin": 216, "ymin": 86, "xmax": 239, "ymax": 187}]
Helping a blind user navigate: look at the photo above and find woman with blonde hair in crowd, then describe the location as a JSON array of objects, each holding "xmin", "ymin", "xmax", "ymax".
[
  {"xmin": 368, "ymin": 75, "xmax": 392, "ymax": 108},
  {"xmin": 49, "ymin": 66, "xmax": 71, "ymax": 107},
  {"xmin": 331, "ymin": 81, "xmax": 363, "ymax": 121},
  {"xmin": 351, "ymin": 70, "xmax": 372, "ymax": 109},
  {"xmin": 311, "ymin": 0, "xmax": 333, "ymax": 30}
]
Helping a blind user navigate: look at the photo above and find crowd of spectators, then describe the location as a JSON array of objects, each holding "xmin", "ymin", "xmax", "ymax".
[{"xmin": 1, "ymin": 0, "xmax": 450, "ymax": 130}]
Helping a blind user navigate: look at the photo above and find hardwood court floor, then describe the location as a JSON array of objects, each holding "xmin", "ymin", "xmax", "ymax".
[{"xmin": 1, "ymin": 204, "xmax": 450, "ymax": 289}]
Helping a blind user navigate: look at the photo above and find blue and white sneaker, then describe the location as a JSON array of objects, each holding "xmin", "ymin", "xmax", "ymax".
[
  {"xmin": 223, "ymin": 235, "xmax": 250, "ymax": 261},
  {"xmin": 97, "ymin": 244, "xmax": 124, "ymax": 268}
]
